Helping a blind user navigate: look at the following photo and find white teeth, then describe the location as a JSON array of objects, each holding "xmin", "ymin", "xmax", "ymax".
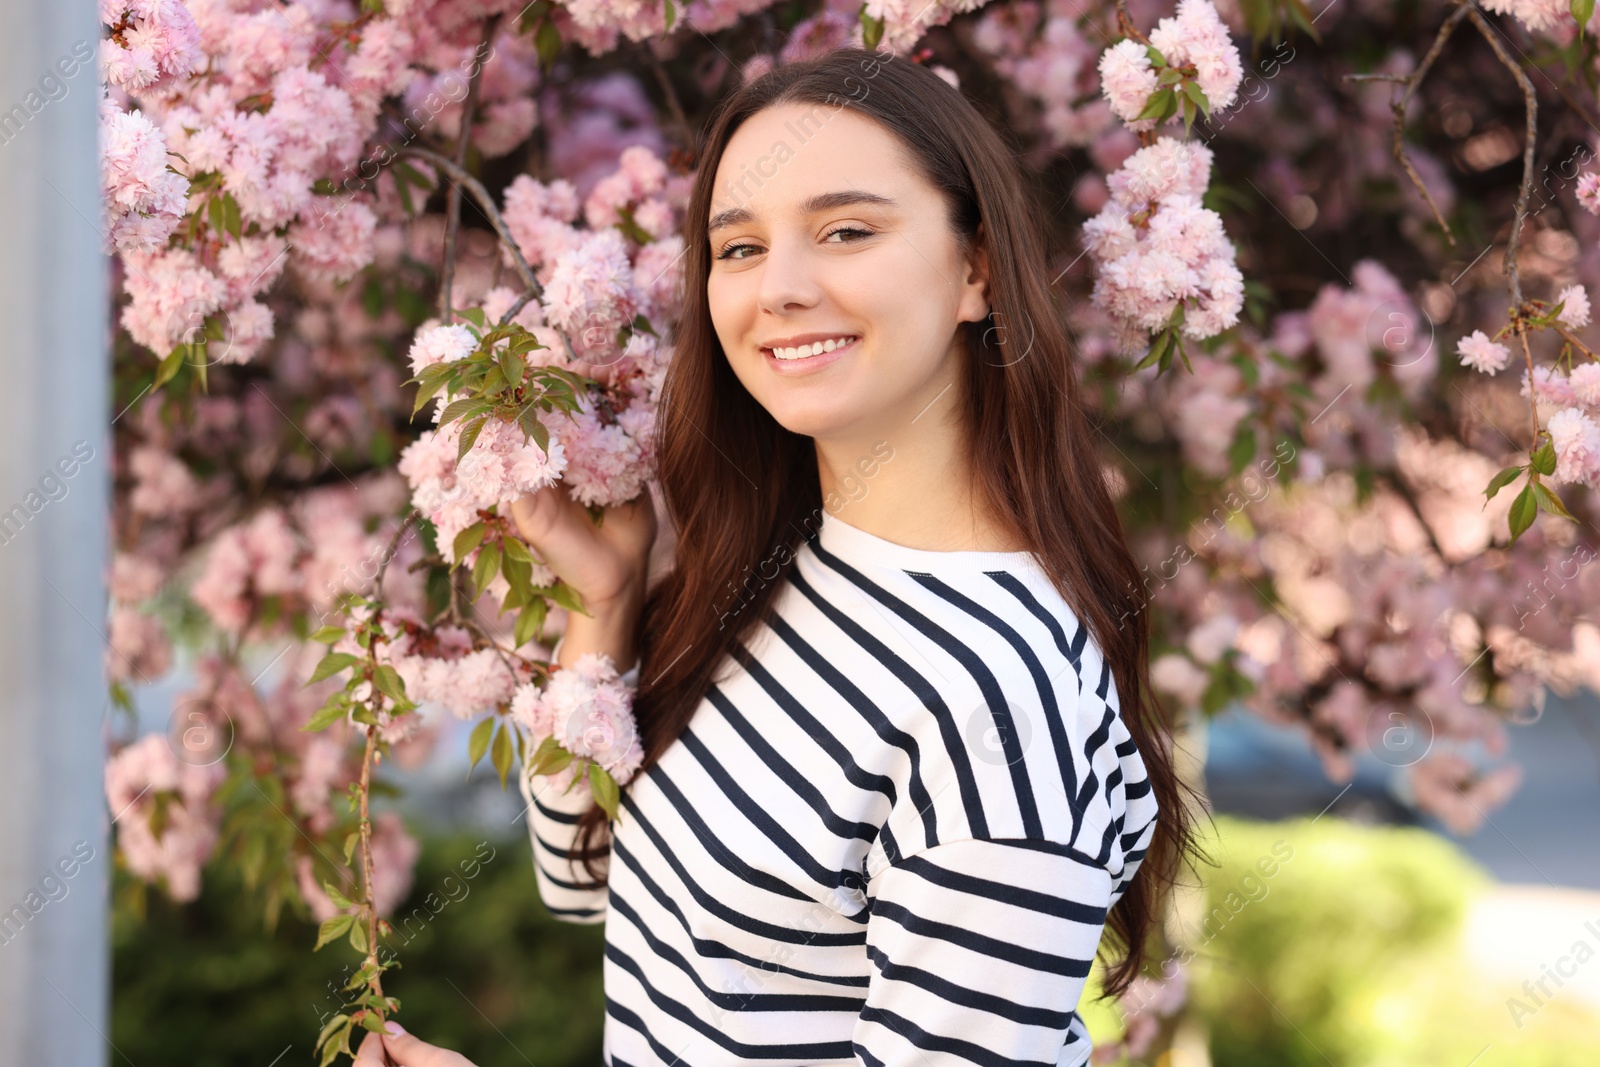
[{"xmin": 770, "ymin": 336, "xmax": 856, "ymax": 360}]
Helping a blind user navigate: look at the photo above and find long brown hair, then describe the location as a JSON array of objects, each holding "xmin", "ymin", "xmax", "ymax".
[{"xmin": 570, "ymin": 46, "xmax": 1200, "ymax": 998}]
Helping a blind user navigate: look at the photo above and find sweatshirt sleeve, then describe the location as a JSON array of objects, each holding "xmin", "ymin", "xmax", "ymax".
[
  {"xmin": 848, "ymin": 827, "xmax": 1154, "ymax": 1066},
  {"xmin": 517, "ymin": 649, "xmax": 641, "ymax": 925}
]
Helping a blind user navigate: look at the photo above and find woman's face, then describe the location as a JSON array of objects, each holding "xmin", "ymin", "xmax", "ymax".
[{"xmin": 705, "ymin": 102, "xmax": 990, "ymax": 442}]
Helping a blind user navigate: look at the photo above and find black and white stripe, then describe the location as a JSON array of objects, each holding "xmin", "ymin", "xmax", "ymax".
[{"xmin": 520, "ymin": 512, "xmax": 1160, "ymax": 1066}]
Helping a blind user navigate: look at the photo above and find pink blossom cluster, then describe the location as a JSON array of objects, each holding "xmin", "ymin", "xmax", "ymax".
[
  {"xmin": 1305, "ymin": 260, "xmax": 1435, "ymax": 398},
  {"xmin": 100, "ymin": 95, "xmax": 190, "ymax": 253},
  {"xmin": 512, "ymin": 651, "xmax": 643, "ymax": 794},
  {"xmin": 1099, "ymin": 0, "xmax": 1241, "ymax": 132},
  {"xmin": 401, "ymin": 27, "xmax": 541, "ymax": 159},
  {"xmin": 1479, "ymin": 0, "xmax": 1599, "ymax": 37},
  {"xmin": 1456, "ymin": 330, "xmax": 1510, "ymax": 375},
  {"xmin": 190, "ymin": 507, "xmax": 302, "ymax": 632},
  {"xmin": 398, "ymin": 396, "xmax": 569, "ymax": 568},
  {"xmin": 105, "ymin": 0, "xmax": 436, "ymax": 364},
  {"xmin": 105, "ymin": 734, "xmax": 226, "ymax": 902},
  {"xmin": 1082, "ymin": 137, "xmax": 1244, "ymax": 347},
  {"xmin": 971, "ymin": 2, "xmax": 1114, "ymax": 149},
  {"xmin": 100, "ymin": 0, "xmax": 202, "ymax": 95}
]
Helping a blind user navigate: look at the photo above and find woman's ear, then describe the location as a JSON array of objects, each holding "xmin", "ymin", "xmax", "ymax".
[{"xmin": 959, "ymin": 222, "xmax": 992, "ymax": 324}]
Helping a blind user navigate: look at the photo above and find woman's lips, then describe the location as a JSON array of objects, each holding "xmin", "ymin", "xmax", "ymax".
[{"xmin": 761, "ymin": 336, "xmax": 858, "ymax": 375}]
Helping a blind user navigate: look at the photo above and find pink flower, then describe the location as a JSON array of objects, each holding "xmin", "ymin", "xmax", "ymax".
[
  {"xmin": 1577, "ymin": 171, "xmax": 1600, "ymax": 216},
  {"xmin": 1554, "ymin": 284, "xmax": 1590, "ymax": 329},
  {"xmin": 1099, "ymin": 39, "xmax": 1159, "ymax": 126},
  {"xmin": 513, "ymin": 652, "xmax": 642, "ymax": 783},
  {"xmin": 106, "ymin": 734, "xmax": 225, "ymax": 903},
  {"xmin": 1547, "ymin": 407, "xmax": 1600, "ymax": 487},
  {"xmin": 1456, "ymin": 329, "xmax": 1511, "ymax": 374}
]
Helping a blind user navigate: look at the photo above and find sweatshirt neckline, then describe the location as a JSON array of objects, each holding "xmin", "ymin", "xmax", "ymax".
[{"xmin": 815, "ymin": 510, "xmax": 1040, "ymax": 571}]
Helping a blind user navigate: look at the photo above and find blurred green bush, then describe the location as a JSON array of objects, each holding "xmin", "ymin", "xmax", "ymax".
[
  {"xmin": 113, "ymin": 830, "xmax": 605, "ymax": 1067},
  {"xmin": 1084, "ymin": 814, "xmax": 1600, "ymax": 1066}
]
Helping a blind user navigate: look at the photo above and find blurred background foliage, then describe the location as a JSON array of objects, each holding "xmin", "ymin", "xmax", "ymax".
[{"xmin": 115, "ymin": 815, "xmax": 1600, "ymax": 1066}]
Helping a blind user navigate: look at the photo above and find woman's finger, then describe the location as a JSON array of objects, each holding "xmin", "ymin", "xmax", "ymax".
[
  {"xmin": 352, "ymin": 1030, "xmax": 391, "ymax": 1066},
  {"xmin": 381, "ymin": 1021, "xmax": 479, "ymax": 1067}
]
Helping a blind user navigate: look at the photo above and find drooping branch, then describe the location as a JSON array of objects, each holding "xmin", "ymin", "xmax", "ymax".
[
  {"xmin": 398, "ymin": 146, "xmax": 539, "ymax": 294},
  {"xmin": 1342, "ymin": 0, "xmax": 1473, "ymax": 245},
  {"xmin": 638, "ymin": 38, "xmax": 692, "ymax": 149},
  {"xmin": 1465, "ymin": 5, "xmax": 1538, "ymax": 311},
  {"xmin": 440, "ymin": 15, "xmax": 502, "ymax": 323}
]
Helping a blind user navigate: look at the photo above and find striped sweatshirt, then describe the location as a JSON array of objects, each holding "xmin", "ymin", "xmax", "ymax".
[{"xmin": 518, "ymin": 510, "xmax": 1160, "ymax": 1066}]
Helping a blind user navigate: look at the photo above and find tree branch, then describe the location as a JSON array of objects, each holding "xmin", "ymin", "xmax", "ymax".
[
  {"xmin": 439, "ymin": 15, "xmax": 501, "ymax": 323},
  {"xmin": 1466, "ymin": 5, "xmax": 1537, "ymax": 310},
  {"xmin": 1341, "ymin": 0, "xmax": 1473, "ymax": 245},
  {"xmin": 399, "ymin": 146, "xmax": 540, "ymax": 298}
]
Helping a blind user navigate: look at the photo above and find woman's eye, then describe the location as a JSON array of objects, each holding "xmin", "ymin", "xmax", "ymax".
[
  {"xmin": 715, "ymin": 242, "xmax": 760, "ymax": 261},
  {"xmin": 823, "ymin": 225, "xmax": 875, "ymax": 243}
]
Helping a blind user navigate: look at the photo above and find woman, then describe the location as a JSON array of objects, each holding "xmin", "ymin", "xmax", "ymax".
[{"xmin": 358, "ymin": 46, "xmax": 1196, "ymax": 1067}]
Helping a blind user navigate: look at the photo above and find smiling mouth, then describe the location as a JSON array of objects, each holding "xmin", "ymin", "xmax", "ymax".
[{"xmin": 762, "ymin": 335, "xmax": 860, "ymax": 361}]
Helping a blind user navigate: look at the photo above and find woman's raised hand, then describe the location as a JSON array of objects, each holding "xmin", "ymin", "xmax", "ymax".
[
  {"xmin": 353, "ymin": 1022, "xmax": 476, "ymax": 1067},
  {"xmin": 507, "ymin": 482, "xmax": 657, "ymax": 670}
]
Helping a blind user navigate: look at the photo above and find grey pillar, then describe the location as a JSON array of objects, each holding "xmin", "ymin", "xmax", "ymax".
[{"xmin": 0, "ymin": 0, "xmax": 111, "ymax": 1064}]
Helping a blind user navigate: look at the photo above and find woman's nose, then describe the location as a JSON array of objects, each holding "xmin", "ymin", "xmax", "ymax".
[{"xmin": 755, "ymin": 239, "xmax": 822, "ymax": 315}]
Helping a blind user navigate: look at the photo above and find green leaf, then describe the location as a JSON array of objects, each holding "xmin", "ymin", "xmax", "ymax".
[
  {"xmin": 472, "ymin": 541, "xmax": 502, "ymax": 598},
  {"xmin": 457, "ymin": 416, "xmax": 488, "ymax": 461},
  {"xmin": 301, "ymin": 699, "xmax": 349, "ymax": 733},
  {"xmin": 314, "ymin": 913, "xmax": 356, "ymax": 951},
  {"xmin": 1134, "ymin": 330, "xmax": 1173, "ymax": 371},
  {"xmin": 589, "ymin": 762, "xmax": 621, "ymax": 821},
  {"xmin": 453, "ymin": 522, "xmax": 488, "ymax": 562},
  {"xmin": 1135, "ymin": 88, "xmax": 1175, "ymax": 122},
  {"xmin": 501, "ymin": 535, "xmax": 533, "ymax": 564},
  {"xmin": 1182, "ymin": 79, "xmax": 1211, "ymax": 118},
  {"xmin": 307, "ymin": 652, "xmax": 361, "ymax": 685},
  {"xmin": 548, "ymin": 579, "xmax": 591, "ymax": 617},
  {"xmin": 343, "ymin": 831, "xmax": 360, "ymax": 865},
  {"xmin": 310, "ymin": 625, "xmax": 346, "ymax": 644},
  {"xmin": 373, "ymin": 664, "xmax": 407, "ymax": 703},
  {"xmin": 498, "ymin": 348, "xmax": 526, "ymax": 388},
  {"xmin": 1484, "ymin": 464, "xmax": 1525, "ymax": 502},
  {"xmin": 518, "ymin": 0, "xmax": 553, "ymax": 33},
  {"xmin": 359, "ymin": 1011, "xmax": 389, "ymax": 1033},
  {"xmin": 154, "ymin": 346, "xmax": 187, "ymax": 389},
  {"xmin": 858, "ymin": 3, "xmax": 884, "ymax": 50},
  {"xmin": 459, "ymin": 307, "xmax": 488, "ymax": 329},
  {"xmin": 438, "ymin": 396, "xmax": 490, "ymax": 426},
  {"xmin": 316, "ymin": 1011, "xmax": 351, "ymax": 1052},
  {"xmin": 663, "ymin": 0, "xmax": 676, "ymax": 32},
  {"xmin": 1574, "ymin": 0, "xmax": 1595, "ymax": 29},
  {"xmin": 1533, "ymin": 480, "xmax": 1577, "ymax": 520},
  {"xmin": 323, "ymin": 881, "xmax": 355, "ymax": 909},
  {"xmin": 467, "ymin": 716, "xmax": 495, "ymax": 773},
  {"xmin": 535, "ymin": 19, "xmax": 562, "ymax": 72},
  {"xmin": 491, "ymin": 721, "xmax": 514, "ymax": 788},
  {"xmin": 1228, "ymin": 425, "xmax": 1257, "ymax": 476},
  {"xmin": 1530, "ymin": 437, "xmax": 1557, "ymax": 476},
  {"xmin": 222, "ymin": 192, "xmax": 242, "ymax": 241},
  {"xmin": 501, "ymin": 553, "xmax": 532, "ymax": 596},
  {"xmin": 349, "ymin": 919, "xmax": 368, "ymax": 953},
  {"xmin": 1145, "ymin": 44, "xmax": 1167, "ymax": 67},
  {"xmin": 514, "ymin": 600, "xmax": 545, "ymax": 648},
  {"xmin": 1508, "ymin": 482, "xmax": 1539, "ymax": 543},
  {"xmin": 528, "ymin": 735, "xmax": 573, "ymax": 777}
]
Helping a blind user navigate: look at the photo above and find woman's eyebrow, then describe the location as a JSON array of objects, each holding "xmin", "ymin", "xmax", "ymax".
[{"xmin": 707, "ymin": 190, "xmax": 897, "ymax": 233}]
